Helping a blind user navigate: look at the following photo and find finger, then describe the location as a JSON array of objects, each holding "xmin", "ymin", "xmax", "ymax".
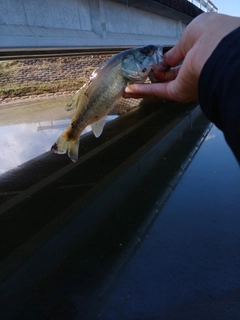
[
  {"xmin": 124, "ymin": 83, "xmax": 169, "ymax": 99},
  {"xmin": 152, "ymin": 60, "xmax": 170, "ymax": 72},
  {"xmin": 123, "ymin": 92, "xmax": 154, "ymax": 99},
  {"xmin": 124, "ymin": 74, "xmax": 198, "ymax": 103},
  {"xmin": 153, "ymin": 65, "xmax": 181, "ymax": 82},
  {"xmin": 164, "ymin": 43, "xmax": 185, "ymax": 67}
]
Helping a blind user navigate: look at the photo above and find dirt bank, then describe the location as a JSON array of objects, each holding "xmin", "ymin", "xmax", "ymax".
[{"xmin": 0, "ymin": 55, "xmax": 112, "ymax": 102}]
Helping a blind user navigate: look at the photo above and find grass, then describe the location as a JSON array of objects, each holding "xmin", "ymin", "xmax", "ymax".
[
  {"xmin": 0, "ymin": 61, "xmax": 18, "ymax": 74},
  {"xmin": 0, "ymin": 60, "xmax": 88, "ymax": 99},
  {"xmin": 0, "ymin": 56, "xmax": 111, "ymax": 100},
  {"xmin": 0, "ymin": 79, "xmax": 86, "ymax": 99}
]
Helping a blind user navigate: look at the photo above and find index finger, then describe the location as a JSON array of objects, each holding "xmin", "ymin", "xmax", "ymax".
[{"xmin": 123, "ymin": 82, "xmax": 170, "ymax": 100}]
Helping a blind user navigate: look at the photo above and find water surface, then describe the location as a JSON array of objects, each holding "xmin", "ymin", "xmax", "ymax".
[{"xmin": 0, "ymin": 97, "xmax": 116, "ymax": 174}]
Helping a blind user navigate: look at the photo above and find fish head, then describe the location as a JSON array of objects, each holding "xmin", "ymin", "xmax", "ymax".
[{"xmin": 122, "ymin": 45, "xmax": 163, "ymax": 83}]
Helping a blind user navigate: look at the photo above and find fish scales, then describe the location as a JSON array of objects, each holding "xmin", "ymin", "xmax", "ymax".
[{"xmin": 70, "ymin": 63, "xmax": 125, "ymax": 135}]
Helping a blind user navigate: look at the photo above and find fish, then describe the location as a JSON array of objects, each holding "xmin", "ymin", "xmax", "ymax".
[{"xmin": 51, "ymin": 45, "xmax": 163, "ymax": 162}]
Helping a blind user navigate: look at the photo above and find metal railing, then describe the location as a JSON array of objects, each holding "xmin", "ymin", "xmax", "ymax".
[{"xmin": 188, "ymin": 0, "xmax": 218, "ymax": 12}]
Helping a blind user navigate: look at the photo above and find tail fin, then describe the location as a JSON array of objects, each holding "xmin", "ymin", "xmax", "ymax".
[{"xmin": 51, "ymin": 133, "xmax": 79, "ymax": 162}]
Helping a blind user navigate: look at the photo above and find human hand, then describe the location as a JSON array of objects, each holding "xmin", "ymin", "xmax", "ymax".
[{"xmin": 123, "ymin": 13, "xmax": 240, "ymax": 103}]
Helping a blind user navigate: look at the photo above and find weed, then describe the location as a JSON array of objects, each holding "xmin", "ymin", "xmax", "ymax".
[{"xmin": 0, "ymin": 55, "xmax": 111, "ymax": 99}]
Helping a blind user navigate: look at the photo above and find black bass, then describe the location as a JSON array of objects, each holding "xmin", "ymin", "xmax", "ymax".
[{"xmin": 51, "ymin": 45, "xmax": 163, "ymax": 162}]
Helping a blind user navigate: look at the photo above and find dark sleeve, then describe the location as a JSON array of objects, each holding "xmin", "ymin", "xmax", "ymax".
[{"xmin": 198, "ymin": 26, "xmax": 240, "ymax": 163}]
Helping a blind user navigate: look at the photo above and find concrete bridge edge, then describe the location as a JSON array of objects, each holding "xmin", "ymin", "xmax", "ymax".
[{"xmin": 0, "ymin": 0, "xmax": 202, "ymax": 49}]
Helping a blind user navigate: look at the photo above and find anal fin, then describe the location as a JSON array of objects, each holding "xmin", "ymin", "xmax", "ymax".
[{"xmin": 91, "ymin": 117, "xmax": 106, "ymax": 138}]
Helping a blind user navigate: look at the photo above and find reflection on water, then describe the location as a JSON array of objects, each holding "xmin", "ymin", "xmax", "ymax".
[
  {"xmin": 0, "ymin": 119, "xmax": 69, "ymax": 174},
  {"xmin": 0, "ymin": 98, "xmax": 117, "ymax": 175}
]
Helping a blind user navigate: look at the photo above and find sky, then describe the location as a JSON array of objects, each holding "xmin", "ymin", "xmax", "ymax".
[{"xmin": 211, "ymin": 0, "xmax": 240, "ymax": 16}]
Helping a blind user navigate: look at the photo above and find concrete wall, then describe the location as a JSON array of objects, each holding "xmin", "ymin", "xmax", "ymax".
[{"xmin": 0, "ymin": 0, "xmax": 200, "ymax": 49}]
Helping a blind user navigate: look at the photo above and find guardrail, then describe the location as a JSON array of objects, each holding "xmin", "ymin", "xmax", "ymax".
[
  {"xmin": 188, "ymin": 0, "xmax": 218, "ymax": 12},
  {"xmin": 0, "ymin": 46, "xmax": 132, "ymax": 61},
  {"xmin": 0, "ymin": 46, "xmax": 172, "ymax": 61}
]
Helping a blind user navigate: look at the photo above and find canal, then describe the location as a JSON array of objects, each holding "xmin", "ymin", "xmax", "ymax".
[{"xmin": 0, "ymin": 96, "xmax": 240, "ymax": 319}]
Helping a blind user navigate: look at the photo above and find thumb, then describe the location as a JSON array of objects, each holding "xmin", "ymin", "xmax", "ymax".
[{"xmin": 164, "ymin": 42, "xmax": 185, "ymax": 67}]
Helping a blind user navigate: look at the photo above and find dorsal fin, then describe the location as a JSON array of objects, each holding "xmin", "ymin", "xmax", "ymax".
[{"xmin": 65, "ymin": 88, "xmax": 82, "ymax": 111}]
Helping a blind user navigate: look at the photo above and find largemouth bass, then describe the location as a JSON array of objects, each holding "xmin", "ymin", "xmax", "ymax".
[{"xmin": 51, "ymin": 45, "xmax": 163, "ymax": 162}]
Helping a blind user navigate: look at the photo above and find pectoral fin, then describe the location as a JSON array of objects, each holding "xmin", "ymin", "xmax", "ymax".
[{"xmin": 91, "ymin": 117, "xmax": 106, "ymax": 138}]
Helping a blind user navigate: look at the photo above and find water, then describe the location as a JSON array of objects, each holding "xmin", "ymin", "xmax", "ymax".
[
  {"xmin": 1, "ymin": 101, "xmax": 240, "ymax": 319},
  {"xmin": 0, "ymin": 96, "xmax": 117, "ymax": 174},
  {"xmin": 86, "ymin": 124, "xmax": 240, "ymax": 320}
]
